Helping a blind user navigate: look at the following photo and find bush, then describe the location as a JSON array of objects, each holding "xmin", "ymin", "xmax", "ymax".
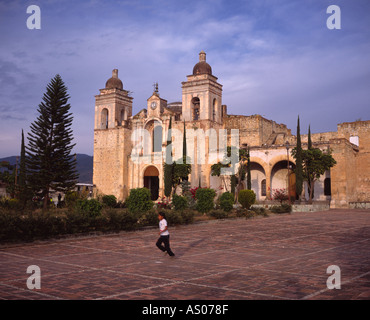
[
  {"xmin": 64, "ymin": 191, "xmax": 80, "ymax": 208},
  {"xmin": 104, "ymin": 208, "xmax": 140, "ymax": 231},
  {"xmin": 250, "ymin": 206, "xmax": 268, "ymax": 216},
  {"xmin": 195, "ymin": 188, "xmax": 216, "ymax": 213},
  {"xmin": 75, "ymin": 199, "xmax": 102, "ymax": 217},
  {"xmin": 270, "ymin": 203, "xmax": 292, "ymax": 214},
  {"xmin": 126, "ymin": 188, "xmax": 153, "ymax": 213},
  {"xmin": 172, "ymin": 194, "xmax": 188, "ymax": 211},
  {"xmin": 238, "ymin": 189, "xmax": 256, "ymax": 209},
  {"xmin": 208, "ymin": 209, "xmax": 228, "ymax": 219},
  {"xmin": 272, "ymin": 188, "xmax": 289, "ymax": 204},
  {"xmin": 180, "ymin": 209, "xmax": 195, "ymax": 224},
  {"xmin": 102, "ymin": 195, "xmax": 117, "ymax": 208},
  {"xmin": 219, "ymin": 192, "xmax": 234, "ymax": 212},
  {"xmin": 157, "ymin": 197, "xmax": 171, "ymax": 210}
]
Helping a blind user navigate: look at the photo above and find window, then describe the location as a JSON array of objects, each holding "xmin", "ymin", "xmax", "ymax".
[
  {"xmin": 261, "ymin": 179, "xmax": 266, "ymax": 196},
  {"xmin": 153, "ymin": 124, "xmax": 162, "ymax": 153},
  {"xmin": 120, "ymin": 108, "xmax": 126, "ymax": 125},
  {"xmin": 324, "ymin": 178, "xmax": 331, "ymax": 196},
  {"xmin": 213, "ymin": 98, "xmax": 218, "ymax": 121},
  {"xmin": 349, "ymin": 136, "xmax": 359, "ymax": 147},
  {"xmin": 192, "ymin": 97, "xmax": 200, "ymax": 121},
  {"xmin": 101, "ymin": 108, "xmax": 109, "ymax": 129}
]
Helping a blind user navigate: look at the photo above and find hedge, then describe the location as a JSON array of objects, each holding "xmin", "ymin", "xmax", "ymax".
[{"xmin": 0, "ymin": 207, "xmax": 196, "ymax": 243}]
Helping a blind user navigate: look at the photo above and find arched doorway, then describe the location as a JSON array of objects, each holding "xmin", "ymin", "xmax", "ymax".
[
  {"xmin": 244, "ymin": 162, "xmax": 267, "ymax": 200},
  {"xmin": 271, "ymin": 160, "xmax": 296, "ymax": 200},
  {"xmin": 144, "ymin": 166, "xmax": 159, "ymax": 201}
]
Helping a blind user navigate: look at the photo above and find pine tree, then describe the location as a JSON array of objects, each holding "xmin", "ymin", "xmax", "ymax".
[
  {"xmin": 26, "ymin": 74, "xmax": 78, "ymax": 210},
  {"xmin": 295, "ymin": 116, "xmax": 303, "ymax": 200}
]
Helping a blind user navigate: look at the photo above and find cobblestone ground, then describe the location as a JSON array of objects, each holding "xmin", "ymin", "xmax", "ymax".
[{"xmin": 1, "ymin": 209, "xmax": 369, "ymax": 300}]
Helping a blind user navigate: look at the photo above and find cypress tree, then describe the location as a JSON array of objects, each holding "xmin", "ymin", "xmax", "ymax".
[
  {"xmin": 308, "ymin": 125, "xmax": 312, "ymax": 150},
  {"xmin": 181, "ymin": 120, "xmax": 190, "ymax": 182},
  {"xmin": 26, "ymin": 74, "xmax": 78, "ymax": 210},
  {"xmin": 307, "ymin": 125, "xmax": 314, "ymax": 199},
  {"xmin": 18, "ymin": 129, "xmax": 28, "ymax": 205},
  {"xmin": 295, "ymin": 116, "xmax": 303, "ymax": 201},
  {"xmin": 183, "ymin": 120, "xmax": 187, "ymax": 162},
  {"xmin": 164, "ymin": 117, "xmax": 173, "ymax": 197},
  {"xmin": 246, "ymin": 147, "xmax": 251, "ymax": 190}
]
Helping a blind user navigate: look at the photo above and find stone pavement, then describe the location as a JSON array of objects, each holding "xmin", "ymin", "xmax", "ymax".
[{"xmin": 0, "ymin": 209, "xmax": 369, "ymax": 300}]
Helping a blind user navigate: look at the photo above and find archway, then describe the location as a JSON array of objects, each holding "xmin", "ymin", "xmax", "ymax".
[
  {"xmin": 244, "ymin": 162, "xmax": 266, "ymax": 200},
  {"xmin": 144, "ymin": 119, "xmax": 162, "ymax": 154},
  {"xmin": 271, "ymin": 160, "xmax": 296, "ymax": 200},
  {"xmin": 143, "ymin": 166, "xmax": 159, "ymax": 201},
  {"xmin": 212, "ymin": 98, "xmax": 218, "ymax": 121},
  {"xmin": 192, "ymin": 97, "xmax": 200, "ymax": 120},
  {"xmin": 101, "ymin": 108, "xmax": 109, "ymax": 129}
]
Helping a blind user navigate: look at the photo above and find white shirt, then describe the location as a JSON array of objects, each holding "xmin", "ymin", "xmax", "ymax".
[{"xmin": 159, "ymin": 219, "xmax": 169, "ymax": 236}]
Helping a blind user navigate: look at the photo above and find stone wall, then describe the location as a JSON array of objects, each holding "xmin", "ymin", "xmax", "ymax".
[
  {"xmin": 93, "ymin": 127, "xmax": 132, "ymax": 200},
  {"xmin": 224, "ymin": 114, "xmax": 291, "ymax": 147}
]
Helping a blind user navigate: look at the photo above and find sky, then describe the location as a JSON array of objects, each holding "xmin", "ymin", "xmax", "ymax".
[{"xmin": 0, "ymin": 0, "xmax": 369, "ymax": 157}]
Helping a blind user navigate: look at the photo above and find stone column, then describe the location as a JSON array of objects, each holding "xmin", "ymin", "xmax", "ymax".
[{"xmin": 265, "ymin": 168, "xmax": 272, "ymax": 200}]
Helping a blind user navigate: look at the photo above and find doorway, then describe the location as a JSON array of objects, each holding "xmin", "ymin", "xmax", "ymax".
[{"xmin": 143, "ymin": 166, "xmax": 159, "ymax": 201}]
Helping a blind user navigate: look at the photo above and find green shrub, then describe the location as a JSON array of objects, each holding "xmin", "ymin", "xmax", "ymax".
[
  {"xmin": 208, "ymin": 209, "xmax": 228, "ymax": 219},
  {"xmin": 235, "ymin": 208, "xmax": 247, "ymax": 217},
  {"xmin": 75, "ymin": 199, "xmax": 102, "ymax": 217},
  {"xmin": 104, "ymin": 208, "xmax": 140, "ymax": 231},
  {"xmin": 65, "ymin": 191, "xmax": 80, "ymax": 208},
  {"xmin": 126, "ymin": 188, "xmax": 153, "ymax": 213},
  {"xmin": 195, "ymin": 188, "xmax": 216, "ymax": 213},
  {"xmin": 238, "ymin": 189, "xmax": 256, "ymax": 209},
  {"xmin": 161, "ymin": 209, "xmax": 183, "ymax": 225},
  {"xmin": 142, "ymin": 209, "xmax": 159, "ymax": 226},
  {"xmin": 250, "ymin": 206, "xmax": 268, "ymax": 216},
  {"xmin": 270, "ymin": 204, "xmax": 292, "ymax": 214},
  {"xmin": 180, "ymin": 209, "xmax": 195, "ymax": 224},
  {"xmin": 102, "ymin": 195, "xmax": 117, "ymax": 208},
  {"xmin": 172, "ymin": 194, "xmax": 188, "ymax": 211},
  {"xmin": 219, "ymin": 192, "xmax": 234, "ymax": 212}
]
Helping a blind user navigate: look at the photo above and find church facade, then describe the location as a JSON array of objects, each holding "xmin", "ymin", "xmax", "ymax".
[{"xmin": 93, "ymin": 51, "xmax": 370, "ymax": 209}]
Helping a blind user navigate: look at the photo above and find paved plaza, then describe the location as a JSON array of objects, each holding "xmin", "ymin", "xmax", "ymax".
[{"xmin": 0, "ymin": 209, "xmax": 369, "ymax": 300}]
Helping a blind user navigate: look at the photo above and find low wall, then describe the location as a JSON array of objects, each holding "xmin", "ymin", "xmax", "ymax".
[
  {"xmin": 252, "ymin": 201, "xmax": 330, "ymax": 212},
  {"xmin": 349, "ymin": 202, "xmax": 370, "ymax": 209}
]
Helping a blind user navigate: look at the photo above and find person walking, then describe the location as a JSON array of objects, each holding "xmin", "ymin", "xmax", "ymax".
[{"xmin": 156, "ymin": 211, "xmax": 175, "ymax": 257}]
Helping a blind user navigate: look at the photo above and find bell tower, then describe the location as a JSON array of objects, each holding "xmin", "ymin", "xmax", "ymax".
[
  {"xmin": 94, "ymin": 69, "xmax": 133, "ymax": 130},
  {"xmin": 181, "ymin": 51, "xmax": 223, "ymax": 123},
  {"xmin": 93, "ymin": 69, "xmax": 133, "ymax": 201}
]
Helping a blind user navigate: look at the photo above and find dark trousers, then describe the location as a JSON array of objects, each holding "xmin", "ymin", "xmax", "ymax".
[{"xmin": 156, "ymin": 235, "xmax": 175, "ymax": 256}]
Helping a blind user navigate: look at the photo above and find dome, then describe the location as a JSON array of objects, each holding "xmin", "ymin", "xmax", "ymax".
[
  {"xmin": 192, "ymin": 51, "xmax": 212, "ymax": 75},
  {"xmin": 105, "ymin": 69, "xmax": 123, "ymax": 89}
]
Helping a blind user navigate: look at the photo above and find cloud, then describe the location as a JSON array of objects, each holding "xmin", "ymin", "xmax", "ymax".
[{"xmin": 0, "ymin": 0, "xmax": 369, "ymax": 157}]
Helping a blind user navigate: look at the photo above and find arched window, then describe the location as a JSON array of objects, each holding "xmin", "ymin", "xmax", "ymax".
[
  {"xmin": 120, "ymin": 108, "xmax": 126, "ymax": 125},
  {"xmin": 324, "ymin": 178, "xmax": 331, "ymax": 196},
  {"xmin": 101, "ymin": 108, "xmax": 109, "ymax": 129},
  {"xmin": 153, "ymin": 124, "xmax": 162, "ymax": 153},
  {"xmin": 192, "ymin": 97, "xmax": 200, "ymax": 121},
  {"xmin": 213, "ymin": 98, "xmax": 217, "ymax": 121},
  {"xmin": 261, "ymin": 179, "xmax": 267, "ymax": 196}
]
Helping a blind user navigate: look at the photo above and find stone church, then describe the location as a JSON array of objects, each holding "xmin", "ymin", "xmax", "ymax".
[{"xmin": 93, "ymin": 51, "xmax": 370, "ymax": 209}]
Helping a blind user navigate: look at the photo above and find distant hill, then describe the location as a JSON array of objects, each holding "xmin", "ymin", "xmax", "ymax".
[{"xmin": 0, "ymin": 154, "xmax": 93, "ymax": 184}]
